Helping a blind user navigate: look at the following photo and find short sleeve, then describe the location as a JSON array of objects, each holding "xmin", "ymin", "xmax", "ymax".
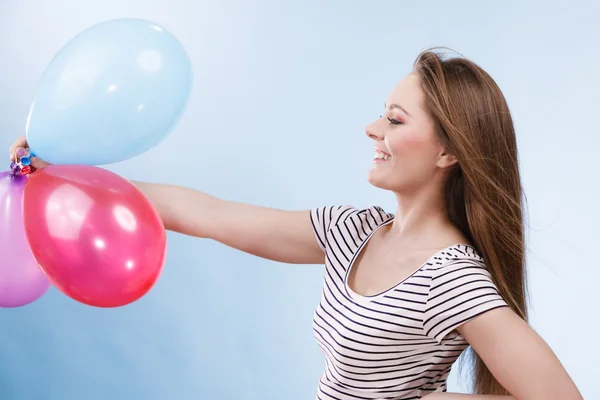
[
  {"xmin": 309, "ymin": 205, "xmax": 356, "ymax": 252},
  {"xmin": 423, "ymin": 259, "xmax": 509, "ymax": 342}
]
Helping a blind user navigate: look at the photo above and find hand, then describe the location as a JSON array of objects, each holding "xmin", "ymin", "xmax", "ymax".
[{"xmin": 9, "ymin": 136, "xmax": 51, "ymax": 169}]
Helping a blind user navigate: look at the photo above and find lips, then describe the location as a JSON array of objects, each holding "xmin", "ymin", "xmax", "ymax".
[
  {"xmin": 374, "ymin": 147, "xmax": 391, "ymax": 161},
  {"xmin": 375, "ymin": 148, "xmax": 391, "ymax": 157}
]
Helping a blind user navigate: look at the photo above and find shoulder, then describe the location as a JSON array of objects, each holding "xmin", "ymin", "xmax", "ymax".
[
  {"xmin": 429, "ymin": 245, "xmax": 491, "ymax": 282},
  {"xmin": 423, "ymin": 245, "xmax": 509, "ymax": 342},
  {"xmin": 343, "ymin": 205, "xmax": 395, "ymax": 226},
  {"xmin": 310, "ymin": 205, "xmax": 393, "ymax": 228},
  {"xmin": 357, "ymin": 205, "xmax": 394, "ymax": 222},
  {"xmin": 309, "ymin": 205, "xmax": 393, "ymax": 251},
  {"xmin": 309, "ymin": 205, "xmax": 357, "ymax": 230},
  {"xmin": 425, "ymin": 246, "xmax": 505, "ymax": 307}
]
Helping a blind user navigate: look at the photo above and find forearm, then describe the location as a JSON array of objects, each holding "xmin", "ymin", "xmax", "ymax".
[
  {"xmin": 133, "ymin": 181, "xmax": 218, "ymax": 237},
  {"xmin": 132, "ymin": 181, "xmax": 324, "ymax": 264}
]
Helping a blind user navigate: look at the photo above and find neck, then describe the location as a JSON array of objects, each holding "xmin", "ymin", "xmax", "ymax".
[{"xmin": 386, "ymin": 182, "xmax": 455, "ymax": 249}]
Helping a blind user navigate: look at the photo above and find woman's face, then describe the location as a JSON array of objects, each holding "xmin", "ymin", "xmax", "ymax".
[{"xmin": 365, "ymin": 73, "xmax": 453, "ymax": 194}]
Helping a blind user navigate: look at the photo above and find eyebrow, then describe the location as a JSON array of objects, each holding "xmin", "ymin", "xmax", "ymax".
[{"xmin": 384, "ymin": 102, "xmax": 412, "ymax": 118}]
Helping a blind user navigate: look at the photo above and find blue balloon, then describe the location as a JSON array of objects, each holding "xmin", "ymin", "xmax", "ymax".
[{"xmin": 26, "ymin": 18, "xmax": 193, "ymax": 165}]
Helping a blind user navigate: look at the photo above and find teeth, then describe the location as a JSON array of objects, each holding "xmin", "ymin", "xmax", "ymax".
[{"xmin": 374, "ymin": 150, "xmax": 391, "ymax": 160}]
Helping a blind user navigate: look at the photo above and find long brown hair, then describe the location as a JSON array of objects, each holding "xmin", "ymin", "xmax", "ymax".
[{"xmin": 413, "ymin": 48, "xmax": 528, "ymax": 395}]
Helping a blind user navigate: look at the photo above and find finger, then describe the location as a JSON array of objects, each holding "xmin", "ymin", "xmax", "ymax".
[
  {"xmin": 10, "ymin": 146, "xmax": 27, "ymax": 163},
  {"xmin": 9, "ymin": 141, "xmax": 19, "ymax": 157},
  {"xmin": 9, "ymin": 146, "xmax": 22, "ymax": 162},
  {"xmin": 30, "ymin": 157, "xmax": 50, "ymax": 169},
  {"xmin": 9, "ymin": 136, "xmax": 28, "ymax": 160},
  {"xmin": 16, "ymin": 147, "xmax": 29, "ymax": 158}
]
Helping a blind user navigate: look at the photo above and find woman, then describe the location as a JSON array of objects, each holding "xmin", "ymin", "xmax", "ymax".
[{"xmin": 10, "ymin": 49, "xmax": 582, "ymax": 399}]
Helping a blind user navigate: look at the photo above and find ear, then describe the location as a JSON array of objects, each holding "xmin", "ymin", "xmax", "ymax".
[{"xmin": 436, "ymin": 148, "xmax": 458, "ymax": 169}]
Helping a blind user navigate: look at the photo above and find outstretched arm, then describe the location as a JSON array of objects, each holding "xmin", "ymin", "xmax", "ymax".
[
  {"xmin": 9, "ymin": 136, "xmax": 325, "ymax": 265},
  {"xmin": 427, "ymin": 307, "xmax": 581, "ymax": 399},
  {"xmin": 133, "ymin": 181, "xmax": 324, "ymax": 264}
]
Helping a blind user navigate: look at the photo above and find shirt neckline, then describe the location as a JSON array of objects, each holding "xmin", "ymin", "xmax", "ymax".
[{"xmin": 342, "ymin": 216, "xmax": 474, "ymax": 305}]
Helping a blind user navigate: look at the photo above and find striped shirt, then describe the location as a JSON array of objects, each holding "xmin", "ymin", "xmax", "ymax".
[{"xmin": 309, "ymin": 205, "xmax": 508, "ymax": 400}]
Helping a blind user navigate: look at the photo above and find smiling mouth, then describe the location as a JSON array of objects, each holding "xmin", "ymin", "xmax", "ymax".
[{"xmin": 374, "ymin": 148, "xmax": 391, "ymax": 161}]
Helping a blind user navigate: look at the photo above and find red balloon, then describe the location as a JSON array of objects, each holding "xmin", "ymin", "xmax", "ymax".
[{"xmin": 22, "ymin": 164, "xmax": 166, "ymax": 307}]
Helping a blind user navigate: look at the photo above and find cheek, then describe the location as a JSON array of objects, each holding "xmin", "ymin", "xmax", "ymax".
[
  {"xmin": 386, "ymin": 131, "xmax": 433, "ymax": 157},
  {"xmin": 385, "ymin": 130, "xmax": 441, "ymax": 179}
]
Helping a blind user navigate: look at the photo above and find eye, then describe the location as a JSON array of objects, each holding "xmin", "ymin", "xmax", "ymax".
[{"xmin": 387, "ymin": 117, "xmax": 403, "ymax": 125}]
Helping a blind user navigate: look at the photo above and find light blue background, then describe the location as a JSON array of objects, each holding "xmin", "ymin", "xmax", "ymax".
[{"xmin": 1, "ymin": 1, "xmax": 598, "ymax": 399}]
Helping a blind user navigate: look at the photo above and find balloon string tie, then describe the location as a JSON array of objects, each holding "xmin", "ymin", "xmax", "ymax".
[{"xmin": 9, "ymin": 147, "xmax": 36, "ymax": 178}]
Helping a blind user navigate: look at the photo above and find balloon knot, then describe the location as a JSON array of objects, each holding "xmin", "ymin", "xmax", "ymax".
[{"xmin": 10, "ymin": 148, "xmax": 36, "ymax": 177}]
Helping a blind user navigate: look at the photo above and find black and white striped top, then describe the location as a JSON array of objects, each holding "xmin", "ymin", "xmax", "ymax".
[{"xmin": 309, "ymin": 205, "xmax": 508, "ymax": 400}]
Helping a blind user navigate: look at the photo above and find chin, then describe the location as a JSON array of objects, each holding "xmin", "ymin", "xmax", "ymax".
[
  {"xmin": 366, "ymin": 170, "xmax": 392, "ymax": 190},
  {"xmin": 367, "ymin": 168, "xmax": 408, "ymax": 193}
]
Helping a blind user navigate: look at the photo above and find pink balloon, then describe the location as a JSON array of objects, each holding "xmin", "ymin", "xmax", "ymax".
[
  {"xmin": 22, "ymin": 165, "xmax": 167, "ymax": 307},
  {"xmin": 0, "ymin": 172, "xmax": 50, "ymax": 307}
]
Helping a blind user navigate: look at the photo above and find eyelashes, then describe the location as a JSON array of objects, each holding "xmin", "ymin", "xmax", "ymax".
[{"xmin": 379, "ymin": 115, "xmax": 404, "ymax": 125}]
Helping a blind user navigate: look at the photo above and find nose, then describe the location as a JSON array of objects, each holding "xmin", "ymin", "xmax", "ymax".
[{"xmin": 365, "ymin": 119, "xmax": 383, "ymax": 141}]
